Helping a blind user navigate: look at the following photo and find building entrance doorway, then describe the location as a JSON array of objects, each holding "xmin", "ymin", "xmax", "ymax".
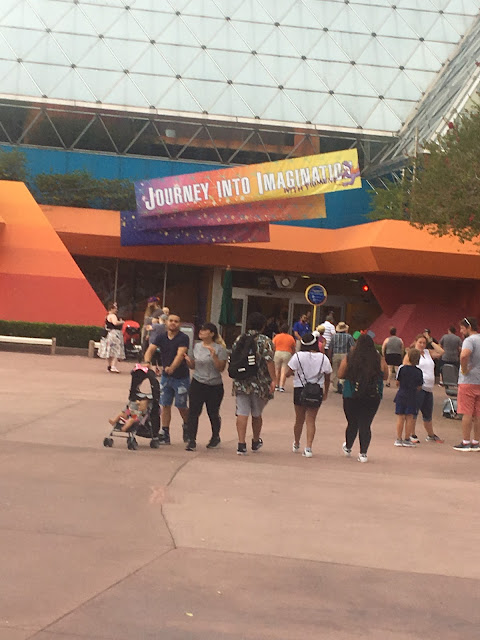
[{"xmin": 246, "ymin": 296, "xmax": 289, "ymax": 328}]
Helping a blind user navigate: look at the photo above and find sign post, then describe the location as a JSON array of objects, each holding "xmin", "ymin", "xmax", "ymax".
[{"xmin": 305, "ymin": 284, "xmax": 328, "ymax": 329}]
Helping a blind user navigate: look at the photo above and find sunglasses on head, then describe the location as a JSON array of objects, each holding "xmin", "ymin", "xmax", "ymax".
[{"xmin": 463, "ymin": 317, "xmax": 471, "ymax": 327}]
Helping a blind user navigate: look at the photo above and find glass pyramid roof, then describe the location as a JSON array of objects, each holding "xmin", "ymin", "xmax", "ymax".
[{"xmin": 0, "ymin": 0, "xmax": 478, "ymax": 137}]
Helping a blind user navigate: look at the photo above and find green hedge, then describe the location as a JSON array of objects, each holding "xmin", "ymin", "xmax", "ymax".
[{"xmin": 0, "ymin": 320, "xmax": 104, "ymax": 348}]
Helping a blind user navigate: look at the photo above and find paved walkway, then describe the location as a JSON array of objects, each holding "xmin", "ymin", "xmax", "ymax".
[{"xmin": 1, "ymin": 352, "xmax": 478, "ymax": 640}]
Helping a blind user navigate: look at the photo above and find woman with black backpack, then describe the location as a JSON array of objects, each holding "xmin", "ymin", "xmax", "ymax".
[
  {"xmin": 337, "ymin": 334, "xmax": 388, "ymax": 463},
  {"xmin": 286, "ymin": 332, "xmax": 332, "ymax": 458}
]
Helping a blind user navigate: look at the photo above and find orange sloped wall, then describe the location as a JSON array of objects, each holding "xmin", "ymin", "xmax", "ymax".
[{"xmin": 0, "ymin": 181, "xmax": 106, "ymax": 325}]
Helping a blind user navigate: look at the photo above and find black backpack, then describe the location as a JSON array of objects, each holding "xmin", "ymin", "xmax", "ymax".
[{"xmin": 228, "ymin": 334, "xmax": 259, "ymax": 380}]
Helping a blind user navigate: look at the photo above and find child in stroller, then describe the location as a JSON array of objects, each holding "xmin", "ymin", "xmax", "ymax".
[{"xmin": 103, "ymin": 363, "xmax": 161, "ymax": 450}]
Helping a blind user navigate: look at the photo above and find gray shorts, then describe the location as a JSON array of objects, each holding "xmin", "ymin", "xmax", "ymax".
[{"xmin": 235, "ymin": 392, "xmax": 269, "ymax": 418}]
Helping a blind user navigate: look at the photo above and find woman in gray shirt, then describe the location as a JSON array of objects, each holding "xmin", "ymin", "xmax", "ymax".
[{"xmin": 184, "ymin": 323, "xmax": 228, "ymax": 451}]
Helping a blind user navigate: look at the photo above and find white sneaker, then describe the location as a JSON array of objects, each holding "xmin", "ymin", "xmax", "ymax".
[
  {"xmin": 292, "ymin": 442, "xmax": 300, "ymax": 453},
  {"xmin": 342, "ymin": 443, "xmax": 352, "ymax": 457},
  {"xmin": 302, "ymin": 447, "xmax": 313, "ymax": 458},
  {"xmin": 358, "ymin": 454, "xmax": 368, "ymax": 463},
  {"xmin": 394, "ymin": 439, "xmax": 404, "ymax": 447}
]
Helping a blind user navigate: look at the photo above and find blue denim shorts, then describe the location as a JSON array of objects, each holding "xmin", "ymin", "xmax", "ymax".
[{"xmin": 160, "ymin": 374, "xmax": 190, "ymax": 408}]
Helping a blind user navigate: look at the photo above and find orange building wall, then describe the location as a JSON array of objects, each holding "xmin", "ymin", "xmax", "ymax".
[{"xmin": 0, "ymin": 182, "xmax": 106, "ymax": 325}]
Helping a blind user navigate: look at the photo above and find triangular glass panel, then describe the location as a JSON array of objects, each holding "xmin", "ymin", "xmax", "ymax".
[
  {"xmin": 280, "ymin": 26, "xmax": 323, "ymax": 55},
  {"xmin": 76, "ymin": 40, "xmax": 124, "ymax": 72},
  {"xmin": 179, "ymin": 49, "xmax": 227, "ymax": 82},
  {"xmin": 281, "ymin": 2, "xmax": 318, "ymax": 27},
  {"xmin": 104, "ymin": 38, "xmax": 151, "ymax": 71},
  {"xmin": 425, "ymin": 15, "xmax": 463, "ymax": 42},
  {"xmin": 232, "ymin": 83, "xmax": 278, "ymax": 118},
  {"xmin": 151, "ymin": 42, "xmax": 184, "ymax": 75},
  {"xmin": 334, "ymin": 66, "xmax": 380, "ymax": 98},
  {"xmin": 402, "ymin": 68, "xmax": 437, "ymax": 93},
  {"xmin": 76, "ymin": 68, "xmax": 123, "ymax": 103},
  {"xmin": 330, "ymin": 94, "xmax": 377, "ymax": 129},
  {"xmin": 132, "ymin": 72, "xmax": 176, "ymax": 107},
  {"xmin": 356, "ymin": 37, "xmax": 399, "ymax": 67},
  {"xmin": 0, "ymin": 33, "xmax": 18, "ymax": 60},
  {"xmin": 207, "ymin": 85, "xmax": 255, "ymax": 119},
  {"xmin": 281, "ymin": 58, "xmax": 327, "ymax": 92},
  {"xmin": 131, "ymin": 46, "xmax": 175, "ymax": 80},
  {"xmin": 397, "ymin": 8, "xmax": 438, "ymax": 38},
  {"xmin": 257, "ymin": 54, "xmax": 303, "ymax": 86},
  {"xmin": 349, "ymin": 3, "xmax": 392, "ymax": 34},
  {"xmin": 284, "ymin": 88, "xmax": 331, "ymax": 123},
  {"xmin": 41, "ymin": 1, "xmax": 76, "ymax": 30},
  {"xmin": 48, "ymin": 67, "xmax": 97, "ymax": 102},
  {"xmin": 79, "ymin": 4, "xmax": 124, "ymax": 37},
  {"xmin": 230, "ymin": 20, "xmax": 277, "ymax": 51},
  {"xmin": 329, "ymin": 5, "xmax": 370, "ymax": 35},
  {"xmin": 1, "ymin": 1, "xmax": 45, "ymax": 30},
  {"xmin": 378, "ymin": 12, "xmax": 418, "ymax": 40},
  {"xmin": 103, "ymin": 11, "xmax": 149, "ymax": 40},
  {"xmin": 312, "ymin": 94, "xmax": 360, "ymax": 129},
  {"xmin": 53, "ymin": 33, "xmax": 96, "ymax": 66},
  {"xmin": 303, "ymin": 0, "xmax": 347, "ymax": 29},
  {"xmin": 308, "ymin": 33, "xmax": 349, "ymax": 63},
  {"xmin": 133, "ymin": 9, "xmax": 177, "ymax": 42},
  {"xmin": 440, "ymin": 11, "xmax": 474, "ymax": 35},
  {"xmin": 329, "ymin": 32, "xmax": 374, "ymax": 63},
  {"xmin": 207, "ymin": 49, "xmax": 253, "ymax": 82},
  {"xmin": 203, "ymin": 20, "xmax": 251, "ymax": 52},
  {"xmin": 259, "ymin": 28, "xmax": 302, "ymax": 58},
  {"xmin": 228, "ymin": 2, "xmax": 279, "ymax": 24},
  {"xmin": 23, "ymin": 33, "xmax": 70, "ymax": 66},
  {"xmin": 0, "ymin": 0, "xmax": 20, "ymax": 22},
  {"xmin": 233, "ymin": 55, "xmax": 277, "ymax": 86},
  {"xmin": 423, "ymin": 40, "xmax": 458, "ymax": 63},
  {"xmin": 51, "ymin": 4, "xmax": 100, "ymax": 36},
  {"xmin": 406, "ymin": 43, "xmax": 442, "ymax": 73},
  {"xmin": 363, "ymin": 100, "xmax": 403, "ymax": 132},
  {"xmin": 383, "ymin": 98, "xmax": 416, "ymax": 123},
  {"xmin": 154, "ymin": 14, "xmax": 197, "ymax": 47},
  {"xmin": 0, "ymin": 27, "xmax": 45, "ymax": 59},
  {"xmin": 2, "ymin": 62, "xmax": 42, "ymax": 98},
  {"xmin": 157, "ymin": 79, "xmax": 203, "ymax": 112},
  {"xmin": 101, "ymin": 75, "xmax": 150, "ymax": 109},
  {"xmin": 307, "ymin": 60, "xmax": 352, "ymax": 93},
  {"xmin": 256, "ymin": 89, "xmax": 306, "ymax": 123},
  {"xmin": 22, "ymin": 61, "xmax": 60, "ymax": 96},
  {"xmin": 380, "ymin": 69, "xmax": 421, "ymax": 101},
  {"xmin": 182, "ymin": 0, "xmax": 225, "ymax": 19}
]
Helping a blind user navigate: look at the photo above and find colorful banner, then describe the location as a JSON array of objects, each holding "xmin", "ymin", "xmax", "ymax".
[
  {"xmin": 120, "ymin": 211, "xmax": 270, "ymax": 246},
  {"xmin": 135, "ymin": 150, "xmax": 361, "ymax": 217},
  {"xmin": 137, "ymin": 194, "xmax": 325, "ymax": 230}
]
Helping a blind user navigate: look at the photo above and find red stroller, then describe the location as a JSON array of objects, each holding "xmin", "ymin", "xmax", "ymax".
[{"xmin": 122, "ymin": 320, "xmax": 142, "ymax": 360}]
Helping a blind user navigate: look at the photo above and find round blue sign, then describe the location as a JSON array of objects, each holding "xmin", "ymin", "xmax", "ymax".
[{"xmin": 305, "ymin": 284, "xmax": 327, "ymax": 306}]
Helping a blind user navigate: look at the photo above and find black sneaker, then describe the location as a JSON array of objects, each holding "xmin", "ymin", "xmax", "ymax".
[
  {"xmin": 182, "ymin": 424, "xmax": 189, "ymax": 443},
  {"xmin": 206, "ymin": 436, "xmax": 221, "ymax": 449},
  {"xmin": 160, "ymin": 429, "xmax": 170, "ymax": 445},
  {"xmin": 252, "ymin": 438, "xmax": 263, "ymax": 452},
  {"xmin": 150, "ymin": 437, "xmax": 160, "ymax": 449},
  {"xmin": 453, "ymin": 442, "xmax": 471, "ymax": 451},
  {"xmin": 237, "ymin": 443, "xmax": 247, "ymax": 455},
  {"xmin": 185, "ymin": 440, "xmax": 196, "ymax": 451}
]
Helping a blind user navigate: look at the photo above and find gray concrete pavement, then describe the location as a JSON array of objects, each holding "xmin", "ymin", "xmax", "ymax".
[{"xmin": 1, "ymin": 352, "xmax": 478, "ymax": 639}]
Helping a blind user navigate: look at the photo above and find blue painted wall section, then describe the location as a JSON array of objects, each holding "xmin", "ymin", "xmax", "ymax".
[{"xmin": 2, "ymin": 145, "xmax": 372, "ymax": 228}]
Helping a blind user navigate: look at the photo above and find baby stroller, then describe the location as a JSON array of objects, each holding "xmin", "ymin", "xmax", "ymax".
[
  {"xmin": 440, "ymin": 364, "xmax": 461, "ymax": 419},
  {"xmin": 103, "ymin": 364, "xmax": 161, "ymax": 450},
  {"xmin": 122, "ymin": 320, "xmax": 142, "ymax": 360}
]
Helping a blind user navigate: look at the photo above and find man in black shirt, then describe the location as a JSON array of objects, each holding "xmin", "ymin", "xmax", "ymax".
[{"xmin": 145, "ymin": 313, "xmax": 190, "ymax": 444}]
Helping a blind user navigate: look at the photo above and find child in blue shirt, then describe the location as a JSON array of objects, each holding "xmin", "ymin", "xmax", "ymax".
[{"xmin": 394, "ymin": 348, "xmax": 423, "ymax": 447}]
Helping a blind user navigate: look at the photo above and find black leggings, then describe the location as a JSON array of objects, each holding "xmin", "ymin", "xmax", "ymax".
[
  {"xmin": 343, "ymin": 397, "xmax": 381, "ymax": 454},
  {"xmin": 187, "ymin": 378, "xmax": 224, "ymax": 441}
]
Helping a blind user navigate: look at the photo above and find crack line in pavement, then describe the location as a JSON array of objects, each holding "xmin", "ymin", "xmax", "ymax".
[
  {"xmin": 24, "ymin": 546, "xmax": 176, "ymax": 640},
  {"xmin": 0, "ymin": 399, "xmax": 84, "ymax": 436},
  {"xmin": 160, "ymin": 456, "xmax": 195, "ymax": 549}
]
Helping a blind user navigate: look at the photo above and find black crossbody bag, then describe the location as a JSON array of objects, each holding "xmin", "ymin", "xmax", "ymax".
[{"xmin": 296, "ymin": 353, "xmax": 324, "ymax": 408}]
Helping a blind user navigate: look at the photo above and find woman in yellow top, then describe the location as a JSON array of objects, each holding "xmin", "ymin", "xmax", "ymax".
[{"xmin": 272, "ymin": 324, "xmax": 296, "ymax": 392}]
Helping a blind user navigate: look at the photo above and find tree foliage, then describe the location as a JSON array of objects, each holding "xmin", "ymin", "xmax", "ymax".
[
  {"xmin": 370, "ymin": 102, "xmax": 480, "ymax": 242},
  {"xmin": 0, "ymin": 148, "xmax": 29, "ymax": 182},
  {"xmin": 34, "ymin": 169, "xmax": 136, "ymax": 210}
]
